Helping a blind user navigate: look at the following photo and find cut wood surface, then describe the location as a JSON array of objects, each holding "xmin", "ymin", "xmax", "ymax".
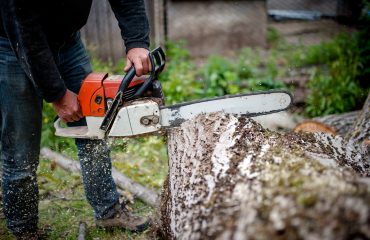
[
  {"xmin": 158, "ymin": 112, "xmax": 370, "ymax": 240},
  {"xmin": 313, "ymin": 111, "xmax": 359, "ymax": 136},
  {"xmin": 40, "ymin": 148, "xmax": 159, "ymax": 207}
]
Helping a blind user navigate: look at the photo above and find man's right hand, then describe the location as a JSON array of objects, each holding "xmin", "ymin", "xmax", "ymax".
[{"xmin": 52, "ymin": 89, "xmax": 83, "ymax": 123}]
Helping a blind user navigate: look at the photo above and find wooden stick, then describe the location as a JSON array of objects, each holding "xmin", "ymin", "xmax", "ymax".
[
  {"xmin": 40, "ymin": 147, "xmax": 159, "ymax": 207},
  {"xmin": 77, "ymin": 221, "xmax": 87, "ymax": 240}
]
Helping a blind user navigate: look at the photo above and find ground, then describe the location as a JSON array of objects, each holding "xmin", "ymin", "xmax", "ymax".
[{"xmin": 0, "ymin": 136, "xmax": 168, "ymax": 239}]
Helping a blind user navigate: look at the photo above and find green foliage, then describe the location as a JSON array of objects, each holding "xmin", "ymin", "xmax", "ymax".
[
  {"xmin": 356, "ymin": 1, "xmax": 370, "ymax": 88},
  {"xmin": 200, "ymin": 55, "xmax": 238, "ymax": 97},
  {"xmin": 247, "ymin": 77, "xmax": 287, "ymax": 92},
  {"xmin": 159, "ymin": 42, "xmax": 288, "ymax": 104},
  {"xmin": 287, "ymin": 41, "xmax": 339, "ymax": 67},
  {"xmin": 304, "ymin": 34, "xmax": 366, "ymax": 117},
  {"xmin": 159, "ymin": 41, "xmax": 202, "ymax": 104},
  {"xmin": 267, "ymin": 26, "xmax": 283, "ymax": 47}
]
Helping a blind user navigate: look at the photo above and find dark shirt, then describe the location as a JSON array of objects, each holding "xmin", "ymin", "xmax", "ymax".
[{"xmin": 0, "ymin": 0, "xmax": 150, "ymax": 102}]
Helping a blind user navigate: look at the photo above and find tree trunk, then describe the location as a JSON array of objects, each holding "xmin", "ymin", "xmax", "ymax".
[{"xmin": 158, "ymin": 112, "xmax": 370, "ymax": 239}]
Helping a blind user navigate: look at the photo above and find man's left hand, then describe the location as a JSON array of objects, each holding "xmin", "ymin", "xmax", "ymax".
[{"xmin": 124, "ymin": 48, "xmax": 151, "ymax": 77}]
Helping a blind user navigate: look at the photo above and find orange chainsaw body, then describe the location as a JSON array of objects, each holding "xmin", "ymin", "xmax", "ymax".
[{"xmin": 78, "ymin": 73, "xmax": 145, "ymax": 117}]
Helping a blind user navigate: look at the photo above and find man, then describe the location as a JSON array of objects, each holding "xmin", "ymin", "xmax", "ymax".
[{"xmin": 0, "ymin": 0, "xmax": 151, "ymax": 238}]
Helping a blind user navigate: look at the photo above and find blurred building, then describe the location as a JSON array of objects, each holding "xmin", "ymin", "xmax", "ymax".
[{"xmin": 82, "ymin": 0, "xmax": 359, "ymax": 62}]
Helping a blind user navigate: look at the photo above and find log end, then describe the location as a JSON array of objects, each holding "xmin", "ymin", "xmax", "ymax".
[{"xmin": 293, "ymin": 120, "xmax": 336, "ymax": 135}]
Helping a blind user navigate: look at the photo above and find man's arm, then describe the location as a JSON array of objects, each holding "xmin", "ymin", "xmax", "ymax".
[
  {"xmin": 0, "ymin": 0, "xmax": 82, "ymax": 122},
  {"xmin": 108, "ymin": 0, "xmax": 151, "ymax": 76}
]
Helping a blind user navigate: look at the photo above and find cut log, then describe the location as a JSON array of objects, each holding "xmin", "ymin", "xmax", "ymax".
[
  {"xmin": 313, "ymin": 111, "xmax": 359, "ymax": 136},
  {"xmin": 293, "ymin": 120, "xmax": 337, "ymax": 135},
  {"xmin": 158, "ymin": 112, "xmax": 370, "ymax": 239},
  {"xmin": 40, "ymin": 148, "xmax": 159, "ymax": 207}
]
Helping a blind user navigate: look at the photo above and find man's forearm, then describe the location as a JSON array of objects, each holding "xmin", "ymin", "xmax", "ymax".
[
  {"xmin": 108, "ymin": 0, "xmax": 150, "ymax": 52},
  {"xmin": 0, "ymin": 0, "xmax": 67, "ymax": 102}
]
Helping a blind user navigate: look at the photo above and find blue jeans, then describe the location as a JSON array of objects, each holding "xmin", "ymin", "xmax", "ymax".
[{"xmin": 0, "ymin": 33, "xmax": 119, "ymax": 235}]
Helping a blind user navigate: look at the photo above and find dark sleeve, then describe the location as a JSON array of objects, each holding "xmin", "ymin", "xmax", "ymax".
[
  {"xmin": 108, "ymin": 0, "xmax": 150, "ymax": 52},
  {"xmin": 0, "ymin": 0, "xmax": 67, "ymax": 102}
]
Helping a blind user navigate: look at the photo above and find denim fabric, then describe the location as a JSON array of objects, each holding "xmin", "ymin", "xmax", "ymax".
[{"xmin": 0, "ymin": 33, "xmax": 119, "ymax": 235}]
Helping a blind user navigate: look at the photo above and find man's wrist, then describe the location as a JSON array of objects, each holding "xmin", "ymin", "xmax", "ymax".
[{"xmin": 125, "ymin": 42, "xmax": 150, "ymax": 54}]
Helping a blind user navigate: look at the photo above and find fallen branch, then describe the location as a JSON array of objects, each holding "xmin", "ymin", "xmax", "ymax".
[
  {"xmin": 40, "ymin": 147, "xmax": 159, "ymax": 207},
  {"xmin": 77, "ymin": 221, "xmax": 87, "ymax": 240}
]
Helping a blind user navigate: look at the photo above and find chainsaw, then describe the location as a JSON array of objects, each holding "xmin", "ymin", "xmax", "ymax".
[{"xmin": 54, "ymin": 47, "xmax": 293, "ymax": 139}]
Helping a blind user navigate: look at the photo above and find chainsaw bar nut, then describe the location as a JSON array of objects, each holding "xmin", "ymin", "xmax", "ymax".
[{"xmin": 140, "ymin": 115, "xmax": 160, "ymax": 126}]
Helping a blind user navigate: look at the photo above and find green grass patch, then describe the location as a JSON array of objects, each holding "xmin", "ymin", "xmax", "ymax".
[{"xmin": 0, "ymin": 157, "xmax": 158, "ymax": 239}]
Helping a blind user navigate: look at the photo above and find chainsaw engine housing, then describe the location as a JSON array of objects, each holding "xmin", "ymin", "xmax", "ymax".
[{"xmin": 78, "ymin": 73, "xmax": 146, "ymax": 117}]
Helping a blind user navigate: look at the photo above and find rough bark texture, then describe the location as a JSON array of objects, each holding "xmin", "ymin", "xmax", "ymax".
[
  {"xmin": 345, "ymin": 93, "xmax": 370, "ymax": 155},
  {"xmin": 159, "ymin": 112, "xmax": 370, "ymax": 240}
]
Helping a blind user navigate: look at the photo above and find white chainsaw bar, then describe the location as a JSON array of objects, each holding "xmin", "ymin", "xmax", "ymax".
[
  {"xmin": 160, "ymin": 90, "xmax": 292, "ymax": 127},
  {"xmin": 55, "ymin": 90, "xmax": 293, "ymax": 139}
]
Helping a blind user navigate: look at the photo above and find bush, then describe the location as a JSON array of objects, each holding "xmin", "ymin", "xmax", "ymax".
[{"xmin": 304, "ymin": 35, "xmax": 366, "ymax": 117}]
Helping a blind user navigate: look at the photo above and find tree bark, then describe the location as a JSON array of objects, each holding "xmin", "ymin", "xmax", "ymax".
[
  {"xmin": 158, "ymin": 112, "xmax": 370, "ymax": 240},
  {"xmin": 40, "ymin": 148, "xmax": 159, "ymax": 207},
  {"xmin": 345, "ymin": 93, "xmax": 370, "ymax": 154}
]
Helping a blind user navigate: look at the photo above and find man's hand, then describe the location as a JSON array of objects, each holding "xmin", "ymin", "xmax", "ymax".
[
  {"xmin": 52, "ymin": 89, "xmax": 83, "ymax": 123},
  {"xmin": 124, "ymin": 48, "xmax": 151, "ymax": 76}
]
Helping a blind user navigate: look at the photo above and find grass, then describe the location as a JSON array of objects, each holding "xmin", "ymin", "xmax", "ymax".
[{"xmin": 0, "ymin": 136, "xmax": 167, "ymax": 239}]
